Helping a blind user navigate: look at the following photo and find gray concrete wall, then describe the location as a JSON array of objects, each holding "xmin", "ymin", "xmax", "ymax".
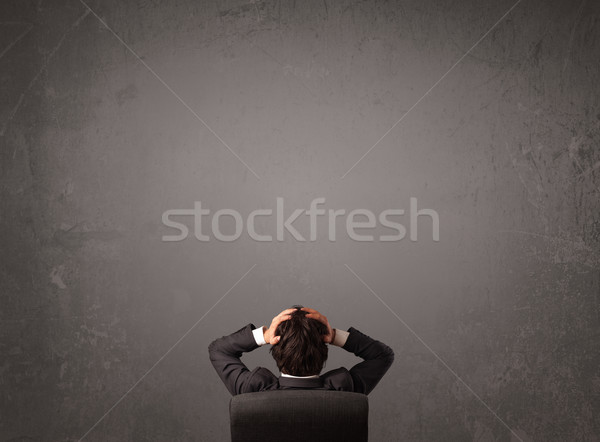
[{"xmin": 1, "ymin": 0, "xmax": 599, "ymax": 440}]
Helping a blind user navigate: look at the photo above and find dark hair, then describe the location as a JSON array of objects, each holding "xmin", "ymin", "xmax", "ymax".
[{"xmin": 269, "ymin": 308, "xmax": 328, "ymax": 376}]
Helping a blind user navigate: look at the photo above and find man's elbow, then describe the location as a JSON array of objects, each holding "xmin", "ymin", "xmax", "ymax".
[
  {"xmin": 382, "ymin": 344, "xmax": 395, "ymax": 368},
  {"xmin": 207, "ymin": 338, "xmax": 220, "ymax": 361}
]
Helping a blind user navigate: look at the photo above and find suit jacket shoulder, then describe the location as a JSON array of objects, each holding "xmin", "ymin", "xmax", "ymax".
[
  {"xmin": 241, "ymin": 366, "xmax": 279, "ymax": 393},
  {"xmin": 321, "ymin": 367, "xmax": 354, "ymax": 391}
]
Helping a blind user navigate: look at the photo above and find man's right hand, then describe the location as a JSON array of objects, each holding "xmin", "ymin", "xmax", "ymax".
[{"xmin": 262, "ymin": 308, "xmax": 296, "ymax": 345}]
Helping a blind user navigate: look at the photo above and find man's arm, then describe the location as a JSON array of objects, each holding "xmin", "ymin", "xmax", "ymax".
[
  {"xmin": 208, "ymin": 309, "xmax": 295, "ymax": 395},
  {"xmin": 303, "ymin": 308, "xmax": 394, "ymax": 395},
  {"xmin": 342, "ymin": 327, "xmax": 394, "ymax": 395},
  {"xmin": 208, "ymin": 323, "xmax": 265, "ymax": 395}
]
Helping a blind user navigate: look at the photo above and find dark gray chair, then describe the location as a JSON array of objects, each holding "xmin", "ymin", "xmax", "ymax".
[{"xmin": 229, "ymin": 390, "xmax": 369, "ymax": 442}]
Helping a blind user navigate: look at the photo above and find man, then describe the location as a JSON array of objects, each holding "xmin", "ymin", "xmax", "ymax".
[{"xmin": 208, "ymin": 306, "xmax": 394, "ymax": 395}]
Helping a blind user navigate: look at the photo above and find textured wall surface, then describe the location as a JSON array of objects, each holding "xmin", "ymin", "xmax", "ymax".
[{"xmin": 1, "ymin": 0, "xmax": 599, "ymax": 441}]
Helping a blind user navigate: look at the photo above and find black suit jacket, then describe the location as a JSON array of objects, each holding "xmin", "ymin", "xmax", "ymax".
[{"xmin": 208, "ymin": 324, "xmax": 394, "ymax": 396}]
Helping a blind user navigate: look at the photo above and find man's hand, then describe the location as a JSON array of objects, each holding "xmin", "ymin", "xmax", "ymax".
[
  {"xmin": 302, "ymin": 307, "xmax": 335, "ymax": 344},
  {"xmin": 263, "ymin": 308, "xmax": 296, "ymax": 345}
]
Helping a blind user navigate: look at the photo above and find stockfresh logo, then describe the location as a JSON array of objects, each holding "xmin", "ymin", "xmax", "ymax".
[{"xmin": 161, "ymin": 197, "xmax": 439, "ymax": 243}]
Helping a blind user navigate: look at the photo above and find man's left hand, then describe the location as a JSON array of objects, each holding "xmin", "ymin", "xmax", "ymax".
[{"xmin": 302, "ymin": 307, "xmax": 335, "ymax": 344}]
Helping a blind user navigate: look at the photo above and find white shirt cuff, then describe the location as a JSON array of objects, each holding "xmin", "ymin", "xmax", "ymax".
[
  {"xmin": 331, "ymin": 328, "xmax": 349, "ymax": 347},
  {"xmin": 252, "ymin": 326, "xmax": 267, "ymax": 346}
]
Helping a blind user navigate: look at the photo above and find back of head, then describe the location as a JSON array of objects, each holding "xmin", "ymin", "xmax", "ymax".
[{"xmin": 269, "ymin": 307, "xmax": 328, "ymax": 376}]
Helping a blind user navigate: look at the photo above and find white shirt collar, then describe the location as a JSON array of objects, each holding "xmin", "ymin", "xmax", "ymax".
[{"xmin": 280, "ymin": 373, "xmax": 320, "ymax": 379}]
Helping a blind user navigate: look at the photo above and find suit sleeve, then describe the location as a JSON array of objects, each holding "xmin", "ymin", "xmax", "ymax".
[
  {"xmin": 342, "ymin": 327, "xmax": 395, "ymax": 395},
  {"xmin": 208, "ymin": 323, "xmax": 275, "ymax": 395}
]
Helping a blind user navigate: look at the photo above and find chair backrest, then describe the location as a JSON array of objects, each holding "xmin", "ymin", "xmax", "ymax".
[{"xmin": 229, "ymin": 390, "xmax": 368, "ymax": 442}]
